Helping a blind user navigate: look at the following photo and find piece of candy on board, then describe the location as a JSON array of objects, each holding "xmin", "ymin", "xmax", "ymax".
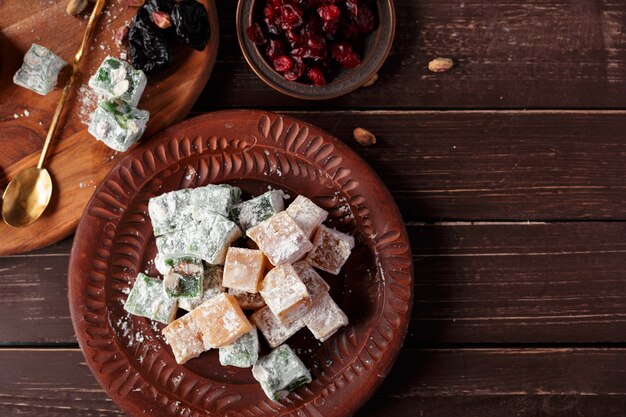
[
  {"xmin": 162, "ymin": 313, "xmax": 208, "ymax": 364},
  {"xmin": 252, "ymin": 344, "xmax": 312, "ymax": 402},
  {"xmin": 148, "ymin": 188, "xmax": 194, "ymax": 237},
  {"xmin": 190, "ymin": 293, "xmax": 252, "ymax": 348},
  {"xmin": 88, "ymin": 56, "xmax": 147, "ymax": 106},
  {"xmin": 190, "ymin": 184, "xmax": 241, "ymax": 221},
  {"xmin": 285, "ymin": 195, "xmax": 328, "ymax": 239},
  {"xmin": 234, "ymin": 190, "xmax": 285, "ymax": 231},
  {"xmin": 13, "ymin": 44, "xmax": 66, "ymax": 95},
  {"xmin": 259, "ymin": 263, "xmax": 311, "ymax": 323},
  {"xmin": 229, "ymin": 288, "xmax": 266, "ymax": 310},
  {"xmin": 251, "ymin": 306, "xmax": 305, "ymax": 348},
  {"xmin": 247, "ymin": 211, "xmax": 313, "ymax": 266},
  {"xmin": 162, "ymin": 255, "xmax": 204, "ymax": 299},
  {"xmin": 178, "ymin": 265, "xmax": 225, "ymax": 311},
  {"xmin": 302, "ymin": 292, "xmax": 349, "ymax": 342},
  {"xmin": 292, "ymin": 261, "xmax": 330, "ymax": 302},
  {"xmin": 306, "ymin": 225, "xmax": 355, "ymax": 275},
  {"xmin": 222, "ymin": 248, "xmax": 267, "ymax": 293},
  {"xmin": 123, "ymin": 273, "xmax": 177, "ymax": 324},
  {"xmin": 88, "ymin": 99, "xmax": 150, "ymax": 152},
  {"xmin": 219, "ymin": 327, "xmax": 260, "ymax": 368}
]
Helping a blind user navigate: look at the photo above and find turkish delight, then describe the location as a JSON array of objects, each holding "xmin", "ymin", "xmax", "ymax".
[
  {"xmin": 229, "ymin": 288, "xmax": 266, "ymax": 310},
  {"xmin": 88, "ymin": 99, "xmax": 149, "ymax": 152},
  {"xmin": 286, "ymin": 195, "xmax": 328, "ymax": 238},
  {"xmin": 124, "ymin": 273, "xmax": 177, "ymax": 324},
  {"xmin": 222, "ymin": 248, "xmax": 267, "ymax": 293},
  {"xmin": 191, "ymin": 293, "xmax": 252, "ymax": 348},
  {"xmin": 162, "ymin": 255, "xmax": 204, "ymax": 299},
  {"xmin": 247, "ymin": 211, "xmax": 313, "ymax": 266},
  {"xmin": 190, "ymin": 184, "xmax": 241, "ymax": 221},
  {"xmin": 252, "ymin": 344, "xmax": 312, "ymax": 402},
  {"xmin": 306, "ymin": 225, "xmax": 355, "ymax": 275},
  {"xmin": 156, "ymin": 213, "xmax": 241, "ymax": 265},
  {"xmin": 88, "ymin": 56, "xmax": 147, "ymax": 106},
  {"xmin": 148, "ymin": 188, "xmax": 194, "ymax": 237},
  {"xmin": 259, "ymin": 263, "xmax": 311, "ymax": 323},
  {"xmin": 162, "ymin": 313, "xmax": 208, "ymax": 364},
  {"xmin": 234, "ymin": 190, "xmax": 285, "ymax": 231},
  {"xmin": 251, "ymin": 306, "xmax": 305, "ymax": 348},
  {"xmin": 219, "ymin": 327, "xmax": 260, "ymax": 368},
  {"xmin": 292, "ymin": 261, "xmax": 330, "ymax": 302},
  {"xmin": 13, "ymin": 44, "xmax": 66, "ymax": 95},
  {"xmin": 302, "ymin": 293, "xmax": 348, "ymax": 342},
  {"xmin": 179, "ymin": 265, "xmax": 225, "ymax": 311}
]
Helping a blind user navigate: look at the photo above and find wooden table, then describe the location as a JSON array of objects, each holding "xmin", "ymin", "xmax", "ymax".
[{"xmin": 3, "ymin": 1, "xmax": 626, "ymax": 415}]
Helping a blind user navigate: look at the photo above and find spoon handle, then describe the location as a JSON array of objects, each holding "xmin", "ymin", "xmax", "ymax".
[{"xmin": 37, "ymin": 0, "xmax": 107, "ymax": 170}]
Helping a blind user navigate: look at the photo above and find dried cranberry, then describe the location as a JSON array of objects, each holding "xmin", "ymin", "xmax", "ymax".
[
  {"xmin": 331, "ymin": 41, "xmax": 361, "ymax": 68},
  {"xmin": 355, "ymin": 3, "xmax": 375, "ymax": 33},
  {"xmin": 285, "ymin": 29, "xmax": 303, "ymax": 47},
  {"xmin": 263, "ymin": 17, "xmax": 281, "ymax": 36},
  {"xmin": 273, "ymin": 54, "xmax": 294, "ymax": 72},
  {"xmin": 345, "ymin": 0, "xmax": 358, "ymax": 18},
  {"xmin": 284, "ymin": 56, "xmax": 305, "ymax": 80},
  {"xmin": 306, "ymin": 66, "xmax": 326, "ymax": 85},
  {"xmin": 280, "ymin": 4, "xmax": 304, "ymax": 28},
  {"xmin": 265, "ymin": 39, "xmax": 285, "ymax": 60},
  {"xmin": 317, "ymin": 4, "xmax": 340, "ymax": 22},
  {"xmin": 341, "ymin": 20, "xmax": 361, "ymax": 41},
  {"xmin": 322, "ymin": 19, "xmax": 339, "ymax": 35},
  {"xmin": 247, "ymin": 23, "xmax": 267, "ymax": 45}
]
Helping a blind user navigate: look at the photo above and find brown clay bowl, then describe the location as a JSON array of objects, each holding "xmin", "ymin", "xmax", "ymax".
[
  {"xmin": 68, "ymin": 110, "xmax": 413, "ymax": 417},
  {"xmin": 236, "ymin": 0, "xmax": 395, "ymax": 100}
]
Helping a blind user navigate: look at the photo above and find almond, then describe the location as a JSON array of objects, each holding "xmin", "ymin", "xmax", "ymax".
[
  {"xmin": 428, "ymin": 57, "xmax": 454, "ymax": 73},
  {"xmin": 353, "ymin": 128, "xmax": 377, "ymax": 146}
]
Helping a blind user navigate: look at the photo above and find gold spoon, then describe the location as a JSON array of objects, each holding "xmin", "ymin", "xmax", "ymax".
[{"xmin": 2, "ymin": 0, "xmax": 107, "ymax": 228}]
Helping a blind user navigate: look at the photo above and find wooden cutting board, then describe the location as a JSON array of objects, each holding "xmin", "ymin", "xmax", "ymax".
[{"xmin": 0, "ymin": 0, "xmax": 219, "ymax": 255}]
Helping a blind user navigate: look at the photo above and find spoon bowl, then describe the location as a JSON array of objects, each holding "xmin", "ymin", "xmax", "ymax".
[{"xmin": 2, "ymin": 167, "xmax": 52, "ymax": 228}]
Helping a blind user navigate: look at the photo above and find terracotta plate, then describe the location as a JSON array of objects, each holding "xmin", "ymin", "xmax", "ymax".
[
  {"xmin": 68, "ymin": 110, "xmax": 413, "ymax": 417},
  {"xmin": 0, "ymin": 0, "xmax": 218, "ymax": 255}
]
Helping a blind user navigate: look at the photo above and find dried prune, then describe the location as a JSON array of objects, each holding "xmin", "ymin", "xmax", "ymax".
[
  {"xmin": 129, "ymin": 8, "xmax": 172, "ymax": 73},
  {"xmin": 172, "ymin": 0, "xmax": 211, "ymax": 51}
]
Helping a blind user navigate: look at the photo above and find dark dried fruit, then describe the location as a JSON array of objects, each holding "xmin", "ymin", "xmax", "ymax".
[
  {"xmin": 247, "ymin": 23, "xmax": 267, "ymax": 45},
  {"xmin": 247, "ymin": 0, "xmax": 376, "ymax": 84},
  {"xmin": 172, "ymin": 0, "xmax": 210, "ymax": 51},
  {"xmin": 128, "ymin": 8, "xmax": 171, "ymax": 73}
]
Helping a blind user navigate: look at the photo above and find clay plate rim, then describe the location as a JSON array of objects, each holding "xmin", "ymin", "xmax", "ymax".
[{"xmin": 68, "ymin": 109, "xmax": 413, "ymax": 417}]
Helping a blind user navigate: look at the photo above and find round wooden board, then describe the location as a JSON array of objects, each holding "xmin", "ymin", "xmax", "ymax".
[
  {"xmin": 68, "ymin": 110, "xmax": 414, "ymax": 417},
  {"xmin": 0, "ymin": 0, "xmax": 219, "ymax": 255}
]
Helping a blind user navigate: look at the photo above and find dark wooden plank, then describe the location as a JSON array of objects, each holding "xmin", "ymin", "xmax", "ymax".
[
  {"xmin": 408, "ymin": 222, "xmax": 626, "ymax": 346},
  {"xmin": 3, "ymin": 223, "xmax": 626, "ymax": 345},
  {"xmin": 3, "ymin": 348, "xmax": 626, "ymax": 417},
  {"xmin": 199, "ymin": 0, "xmax": 626, "ymax": 109},
  {"xmin": 283, "ymin": 110, "xmax": 626, "ymax": 221}
]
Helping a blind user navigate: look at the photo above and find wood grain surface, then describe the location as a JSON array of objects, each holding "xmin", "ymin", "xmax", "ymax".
[
  {"xmin": 0, "ymin": 0, "xmax": 219, "ymax": 255},
  {"xmin": 2, "ymin": 0, "xmax": 626, "ymax": 415}
]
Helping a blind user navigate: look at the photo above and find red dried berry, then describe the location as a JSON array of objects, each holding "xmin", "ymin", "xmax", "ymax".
[
  {"xmin": 280, "ymin": 4, "xmax": 303, "ymax": 28},
  {"xmin": 331, "ymin": 41, "xmax": 361, "ymax": 68},
  {"xmin": 284, "ymin": 56, "xmax": 305, "ymax": 80},
  {"xmin": 246, "ymin": 23, "xmax": 267, "ymax": 45},
  {"xmin": 306, "ymin": 66, "xmax": 326, "ymax": 85},
  {"xmin": 345, "ymin": 0, "xmax": 358, "ymax": 18},
  {"xmin": 355, "ymin": 3, "xmax": 375, "ymax": 33},
  {"xmin": 317, "ymin": 4, "xmax": 340, "ymax": 22},
  {"xmin": 265, "ymin": 39, "xmax": 286, "ymax": 60},
  {"xmin": 273, "ymin": 54, "xmax": 294, "ymax": 72}
]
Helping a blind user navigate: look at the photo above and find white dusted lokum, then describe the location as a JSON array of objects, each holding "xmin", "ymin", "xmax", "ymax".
[
  {"xmin": 306, "ymin": 225, "xmax": 355, "ymax": 275},
  {"xmin": 234, "ymin": 190, "xmax": 285, "ymax": 231},
  {"xmin": 178, "ymin": 265, "xmax": 225, "ymax": 311},
  {"xmin": 252, "ymin": 344, "xmax": 312, "ymax": 402},
  {"xmin": 191, "ymin": 184, "xmax": 241, "ymax": 221},
  {"xmin": 162, "ymin": 255, "xmax": 204, "ymax": 299},
  {"xmin": 247, "ymin": 211, "xmax": 313, "ymax": 266},
  {"xmin": 190, "ymin": 293, "xmax": 252, "ymax": 348},
  {"xmin": 286, "ymin": 195, "xmax": 328, "ymax": 238},
  {"xmin": 251, "ymin": 306, "xmax": 305, "ymax": 348},
  {"xmin": 13, "ymin": 44, "xmax": 66, "ymax": 95},
  {"xmin": 302, "ymin": 293, "xmax": 348, "ymax": 342},
  {"xmin": 229, "ymin": 288, "xmax": 266, "ymax": 310},
  {"xmin": 162, "ymin": 313, "xmax": 209, "ymax": 364},
  {"xmin": 219, "ymin": 327, "xmax": 260, "ymax": 368},
  {"xmin": 88, "ymin": 56, "xmax": 147, "ymax": 106},
  {"xmin": 156, "ymin": 213, "xmax": 241, "ymax": 265},
  {"xmin": 88, "ymin": 99, "xmax": 149, "ymax": 152},
  {"xmin": 123, "ymin": 273, "xmax": 177, "ymax": 324},
  {"xmin": 148, "ymin": 188, "xmax": 194, "ymax": 237},
  {"xmin": 259, "ymin": 263, "xmax": 311, "ymax": 323},
  {"xmin": 222, "ymin": 247, "xmax": 267, "ymax": 293},
  {"xmin": 292, "ymin": 261, "xmax": 330, "ymax": 302}
]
